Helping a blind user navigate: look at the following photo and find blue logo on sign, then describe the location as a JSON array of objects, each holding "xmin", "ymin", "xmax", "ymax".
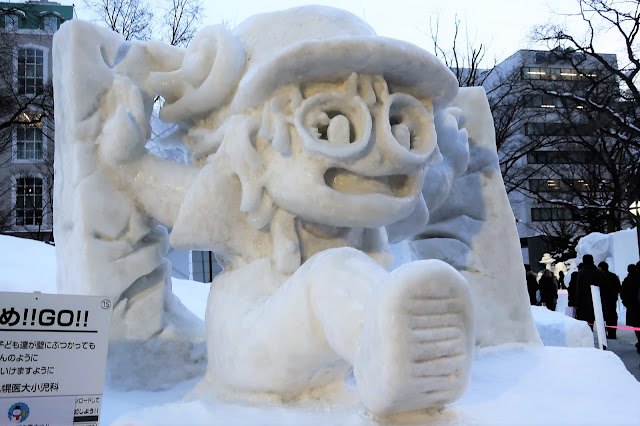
[{"xmin": 7, "ymin": 402, "xmax": 29, "ymax": 423}]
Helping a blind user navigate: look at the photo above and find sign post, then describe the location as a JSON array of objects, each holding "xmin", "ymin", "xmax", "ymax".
[
  {"xmin": 0, "ymin": 292, "xmax": 113, "ymax": 425},
  {"xmin": 590, "ymin": 285, "xmax": 608, "ymax": 350}
]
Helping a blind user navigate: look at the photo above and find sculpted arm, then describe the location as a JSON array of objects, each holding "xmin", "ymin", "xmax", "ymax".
[
  {"xmin": 90, "ymin": 24, "xmax": 245, "ymax": 227},
  {"xmin": 104, "ymin": 150, "xmax": 199, "ymax": 228}
]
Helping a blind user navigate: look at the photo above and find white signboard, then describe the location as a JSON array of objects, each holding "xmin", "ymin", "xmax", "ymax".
[
  {"xmin": 590, "ymin": 285, "xmax": 608, "ymax": 350},
  {"xmin": 0, "ymin": 292, "xmax": 113, "ymax": 425}
]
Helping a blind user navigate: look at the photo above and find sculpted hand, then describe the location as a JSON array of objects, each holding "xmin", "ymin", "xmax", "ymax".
[{"xmin": 98, "ymin": 76, "xmax": 150, "ymax": 167}]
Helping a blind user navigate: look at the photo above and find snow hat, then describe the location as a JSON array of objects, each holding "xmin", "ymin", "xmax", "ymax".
[{"xmin": 229, "ymin": 6, "xmax": 458, "ymax": 114}]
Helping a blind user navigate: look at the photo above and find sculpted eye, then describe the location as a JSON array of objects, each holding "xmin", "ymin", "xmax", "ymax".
[
  {"xmin": 389, "ymin": 116, "xmax": 411, "ymax": 150},
  {"xmin": 314, "ymin": 111, "xmax": 354, "ymax": 144},
  {"xmin": 385, "ymin": 94, "xmax": 435, "ymax": 154},
  {"xmin": 294, "ymin": 91, "xmax": 371, "ymax": 160}
]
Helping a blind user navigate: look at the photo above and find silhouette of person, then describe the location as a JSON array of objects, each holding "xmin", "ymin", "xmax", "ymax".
[
  {"xmin": 539, "ymin": 269, "xmax": 558, "ymax": 311},
  {"xmin": 574, "ymin": 254, "xmax": 607, "ymax": 328},
  {"xmin": 567, "ymin": 263, "xmax": 583, "ymax": 310},
  {"xmin": 525, "ymin": 264, "xmax": 538, "ymax": 305},
  {"xmin": 621, "ymin": 263, "xmax": 640, "ymax": 355},
  {"xmin": 598, "ymin": 261, "xmax": 621, "ymax": 339},
  {"xmin": 558, "ymin": 270, "xmax": 566, "ymax": 290}
]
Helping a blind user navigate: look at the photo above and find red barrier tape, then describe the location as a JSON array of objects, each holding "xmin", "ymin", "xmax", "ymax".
[{"xmin": 587, "ymin": 323, "xmax": 640, "ymax": 331}]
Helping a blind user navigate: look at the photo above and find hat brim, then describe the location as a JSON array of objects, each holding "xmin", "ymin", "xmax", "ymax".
[{"xmin": 230, "ymin": 37, "xmax": 459, "ymax": 114}]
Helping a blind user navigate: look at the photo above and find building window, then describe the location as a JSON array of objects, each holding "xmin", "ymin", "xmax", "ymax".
[
  {"xmin": 523, "ymin": 95, "xmax": 584, "ymax": 110},
  {"xmin": 527, "ymin": 150, "xmax": 603, "ymax": 164},
  {"xmin": 43, "ymin": 16, "xmax": 57, "ymax": 32},
  {"xmin": 529, "ymin": 178, "xmax": 612, "ymax": 192},
  {"xmin": 17, "ymin": 48, "xmax": 44, "ymax": 95},
  {"xmin": 524, "ymin": 122, "xmax": 595, "ymax": 137},
  {"xmin": 191, "ymin": 250, "xmax": 223, "ymax": 283},
  {"xmin": 5, "ymin": 14, "xmax": 18, "ymax": 30},
  {"xmin": 15, "ymin": 177, "xmax": 43, "ymax": 226},
  {"xmin": 531, "ymin": 207, "xmax": 573, "ymax": 222},
  {"xmin": 15, "ymin": 114, "xmax": 43, "ymax": 160},
  {"xmin": 523, "ymin": 94, "xmax": 567, "ymax": 109},
  {"xmin": 533, "ymin": 51, "xmax": 586, "ymax": 64},
  {"xmin": 521, "ymin": 66, "xmax": 601, "ymax": 81},
  {"xmin": 529, "ymin": 179, "xmax": 570, "ymax": 192}
]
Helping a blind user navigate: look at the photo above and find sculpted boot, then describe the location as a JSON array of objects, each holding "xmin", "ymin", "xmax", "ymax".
[{"xmin": 354, "ymin": 259, "xmax": 475, "ymax": 417}]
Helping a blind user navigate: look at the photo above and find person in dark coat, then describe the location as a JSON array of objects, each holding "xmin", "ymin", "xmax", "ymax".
[
  {"xmin": 539, "ymin": 269, "xmax": 558, "ymax": 311},
  {"xmin": 620, "ymin": 264, "xmax": 640, "ymax": 354},
  {"xmin": 574, "ymin": 254, "xmax": 607, "ymax": 327},
  {"xmin": 598, "ymin": 261, "xmax": 621, "ymax": 339},
  {"xmin": 558, "ymin": 270, "xmax": 566, "ymax": 290},
  {"xmin": 525, "ymin": 264, "xmax": 538, "ymax": 305},
  {"xmin": 567, "ymin": 263, "xmax": 583, "ymax": 309}
]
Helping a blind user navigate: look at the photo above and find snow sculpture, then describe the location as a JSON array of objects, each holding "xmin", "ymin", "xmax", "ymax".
[
  {"xmin": 576, "ymin": 232, "xmax": 613, "ymax": 266},
  {"xmin": 575, "ymin": 228, "xmax": 639, "ymax": 277},
  {"xmin": 410, "ymin": 88, "xmax": 540, "ymax": 346},
  {"xmin": 540, "ymin": 253, "xmax": 555, "ymax": 269},
  {"xmin": 52, "ymin": 5, "xmax": 535, "ymax": 416}
]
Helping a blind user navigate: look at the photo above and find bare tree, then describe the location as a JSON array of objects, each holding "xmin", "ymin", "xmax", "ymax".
[
  {"xmin": 84, "ymin": 0, "xmax": 154, "ymax": 41},
  {"xmin": 161, "ymin": 0, "xmax": 202, "ymax": 47},
  {"xmin": 428, "ymin": 15, "xmax": 537, "ymax": 189},
  {"xmin": 521, "ymin": 0, "xmax": 640, "ymax": 239},
  {"xmin": 84, "ymin": 0, "xmax": 204, "ymax": 46},
  {"xmin": 429, "ymin": 14, "xmax": 495, "ymax": 87},
  {"xmin": 534, "ymin": 218, "xmax": 581, "ymax": 260},
  {"xmin": 532, "ymin": 1, "xmax": 640, "ymax": 142},
  {"xmin": 428, "ymin": 2, "xmax": 640, "ymax": 259}
]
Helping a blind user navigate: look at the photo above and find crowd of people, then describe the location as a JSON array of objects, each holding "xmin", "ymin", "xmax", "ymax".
[{"xmin": 525, "ymin": 255, "xmax": 640, "ymax": 364}]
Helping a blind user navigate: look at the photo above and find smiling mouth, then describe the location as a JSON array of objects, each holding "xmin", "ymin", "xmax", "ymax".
[{"xmin": 324, "ymin": 168, "xmax": 412, "ymax": 197}]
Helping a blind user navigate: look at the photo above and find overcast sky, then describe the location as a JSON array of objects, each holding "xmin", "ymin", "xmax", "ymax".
[{"xmin": 55, "ymin": 0, "xmax": 623, "ymax": 65}]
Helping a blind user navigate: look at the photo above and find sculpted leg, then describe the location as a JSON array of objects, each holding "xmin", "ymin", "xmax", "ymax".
[
  {"xmin": 206, "ymin": 247, "xmax": 385, "ymax": 394},
  {"xmin": 207, "ymin": 247, "xmax": 475, "ymax": 416},
  {"xmin": 354, "ymin": 260, "xmax": 475, "ymax": 417}
]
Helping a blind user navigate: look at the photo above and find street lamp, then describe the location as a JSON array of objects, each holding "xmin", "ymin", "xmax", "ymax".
[{"xmin": 629, "ymin": 201, "xmax": 640, "ymax": 263}]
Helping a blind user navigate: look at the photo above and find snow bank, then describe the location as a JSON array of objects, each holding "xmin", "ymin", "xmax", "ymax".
[
  {"xmin": 104, "ymin": 344, "xmax": 640, "ymax": 425},
  {"xmin": 0, "ymin": 235, "xmax": 56, "ymax": 293},
  {"xmin": 532, "ymin": 306, "xmax": 594, "ymax": 348}
]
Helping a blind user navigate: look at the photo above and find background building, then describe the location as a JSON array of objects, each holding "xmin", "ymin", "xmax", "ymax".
[
  {"xmin": 486, "ymin": 49, "xmax": 624, "ymax": 269},
  {"xmin": 0, "ymin": 0, "xmax": 73, "ymax": 242}
]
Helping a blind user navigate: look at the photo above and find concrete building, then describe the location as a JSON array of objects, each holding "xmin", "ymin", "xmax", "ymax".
[
  {"xmin": 0, "ymin": 0, "xmax": 73, "ymax": 242},
  {"xmin": 486, "ymin": 49, "xmax": 620, "ymax": 269}
]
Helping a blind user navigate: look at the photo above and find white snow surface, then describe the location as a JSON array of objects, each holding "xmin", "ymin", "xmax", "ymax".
[
  {"xmin": 2, "ymin": 235, "xmax": 640, "ymax": 424},
  {"xmin": 531, "ymin": 305, "xmax": 594, "ymax": 348}
]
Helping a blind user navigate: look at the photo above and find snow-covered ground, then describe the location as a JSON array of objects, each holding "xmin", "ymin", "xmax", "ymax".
[{"xmin": 2, "ymin": 235, "xmax": 640, "ymax": 424}]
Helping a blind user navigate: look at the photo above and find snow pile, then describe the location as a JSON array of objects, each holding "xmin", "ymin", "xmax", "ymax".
[
  {"xmin": 0, "ymin": 235, "xmax": 56, "ymax": 293},
  {"xmin": 532, "ymin": 306, "xmax": 594, "ymax": 348},
  {"xmin": 104, "ymin": 344, "xmax": 640, "ymax": 425}
]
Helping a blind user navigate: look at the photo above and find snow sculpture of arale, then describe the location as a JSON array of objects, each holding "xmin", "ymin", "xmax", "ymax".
[{"xmin": 52, "ymin": 5, "xmax": 536, "ymax": 417}]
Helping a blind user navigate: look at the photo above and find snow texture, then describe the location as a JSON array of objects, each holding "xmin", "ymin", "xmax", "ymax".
[
  {"xmin": 52, "ymin": 5, "xmax": 533, "ymax": 417},
  {"xmin": 532, "ymin": 305, "xmax": 594, "ymax": 348}
]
